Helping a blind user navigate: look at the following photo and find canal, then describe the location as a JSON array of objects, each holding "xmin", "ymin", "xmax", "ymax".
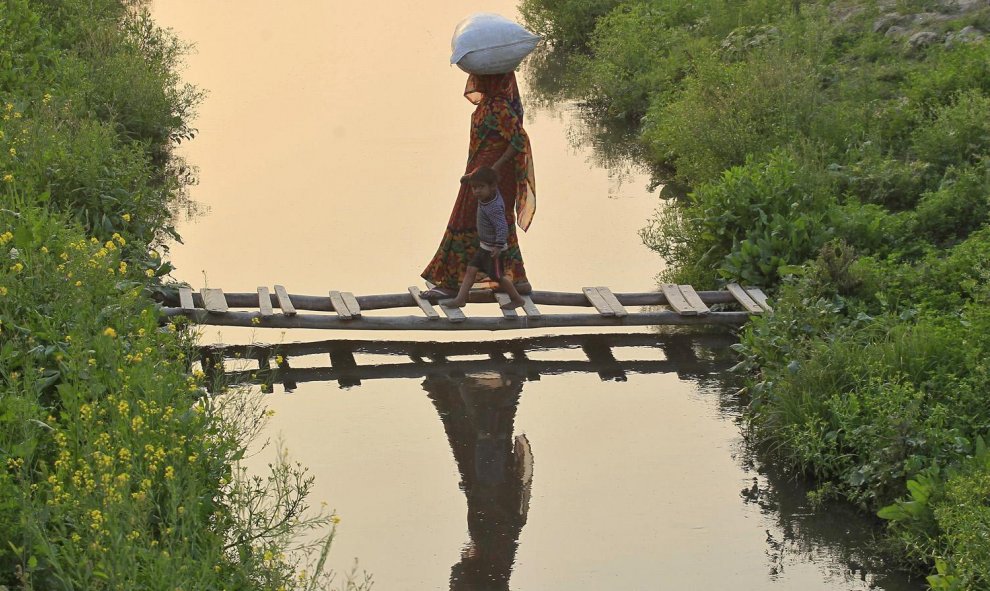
[{"xmin": 151, "ymin": 2, "xmax": 920, "ymax": 589}]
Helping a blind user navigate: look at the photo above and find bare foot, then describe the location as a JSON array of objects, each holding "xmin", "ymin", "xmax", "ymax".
[
  {"xmin": 500, "ymin": 299, "xmax": 524, "ymax": 310},
  {"xmin": 441, "ymin": 298, "xmax": 466, "ymax": 308}
]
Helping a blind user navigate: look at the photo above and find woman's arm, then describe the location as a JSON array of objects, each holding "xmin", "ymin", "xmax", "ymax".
[{"xmin": 491, "ymin": 144, "xmax": 519, "ymax": 173}]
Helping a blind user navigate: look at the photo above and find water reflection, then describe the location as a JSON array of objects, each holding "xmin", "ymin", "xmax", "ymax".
[
  {"xmin": 424, "ymin": 373, "xmax": 532, "ymax": 590},
  {"xmin": 202, "ymin": 331, "xmax": 737, "ymax": 392}
]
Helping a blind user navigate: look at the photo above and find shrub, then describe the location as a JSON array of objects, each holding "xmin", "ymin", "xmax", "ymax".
[
  {"xmin": 641, "ymin": 47, "xmax": 823, "ymax": 185},
  {"xmin": 913, "ymin": 162, "xmax": 990, "ymax": 246},
  {"xmin": 519, "ymin": 0, "xmax": 621, "ymax": 50},
  {"xmin": 911, "ymin": 90, "xmax": 990, "ymax": 179},
  {"xmin": 642, "ymin": 149, "xmax": 836, "ymax": 286}
]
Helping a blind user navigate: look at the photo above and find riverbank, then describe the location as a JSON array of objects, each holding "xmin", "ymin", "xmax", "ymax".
[
  {"xmin": 0, "ymin": 2, "xmax": 350, "ymax": 589},
  {"xmin": 520, "ymin": 0, "xmax": 990, "ymax": 587}
]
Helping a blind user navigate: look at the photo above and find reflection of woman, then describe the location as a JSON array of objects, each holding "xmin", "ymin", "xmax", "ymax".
[
  {"xmin": 422, "ymin": 373, "xmax": 533, "ymax": 591},
  {"xmin": 422, "ymin": 72, "xmax": 536, "ymax": 298}
]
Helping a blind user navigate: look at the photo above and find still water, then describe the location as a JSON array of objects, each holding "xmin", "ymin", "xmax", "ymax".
[{"xmin": 152, "ymin": 2, "xmax": 919, "ymax": 589}]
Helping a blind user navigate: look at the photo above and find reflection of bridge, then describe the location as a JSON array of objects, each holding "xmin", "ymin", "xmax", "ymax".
[
  {"xmin": 165, "ymin": 283, "xmax": 771, "ymax": 331},
  {"xmin": 200, "ymin": 331, "xmax": 737, "ymax": 391}
]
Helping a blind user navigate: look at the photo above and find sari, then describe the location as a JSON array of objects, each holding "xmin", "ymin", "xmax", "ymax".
[{"xmin": 421, "ymin": 72, "xmax": 536, "ymax": 292}]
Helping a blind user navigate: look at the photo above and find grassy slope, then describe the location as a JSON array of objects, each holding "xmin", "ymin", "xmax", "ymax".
[
  {"xmin": 520, "ymin": 0, "xmax": 990, "ymax": 587},
  {"xmin": 0, "ymin": 1, "xmax": 352, "ymax": 589}
]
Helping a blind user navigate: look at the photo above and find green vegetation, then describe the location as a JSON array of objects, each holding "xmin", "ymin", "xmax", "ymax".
[
  {"xmin": 1, "ymin": 1, "xmax": 361, "ymax": 589},
  {"xmin": 522, "ymin": 0, "xmax": 990, "ymax": 586}
]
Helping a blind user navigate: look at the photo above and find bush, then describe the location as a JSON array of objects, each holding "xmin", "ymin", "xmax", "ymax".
[
  {"xmin": 641, "ymin": 46, "xmax": 823, "ymax": 185},
  {"xmin": 519, "ymin": 0, "xmax": 621, "ymax": 50},
  {"xmin": 911, "ymin": 90, "xmax": 990, "ymax": 179},
  {"xmin": 913, "ymin": 162, "xmax": 990, "ymax": 246},
  {"xmin": 641, "ymin": 149, "xmax": 836, "ymax": 286}
]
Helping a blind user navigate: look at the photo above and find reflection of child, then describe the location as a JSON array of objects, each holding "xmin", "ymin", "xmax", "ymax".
[{"xmin": 442, "ymin": 167, "xmax": 526, "ymax": 311}]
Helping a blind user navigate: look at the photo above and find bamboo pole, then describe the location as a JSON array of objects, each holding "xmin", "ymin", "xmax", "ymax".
[
  {"xmin": 161, "ymin": 288, "xmax": 739, "ymax": 312},
  {"xmin": 163, "ymin": 307, "xmax": 750, "ymax": 330}
]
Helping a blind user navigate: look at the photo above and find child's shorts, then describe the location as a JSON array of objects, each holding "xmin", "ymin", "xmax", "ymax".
[{"xmin": 470, "ymin": 247, "xmax": 504, "ymax": 281}]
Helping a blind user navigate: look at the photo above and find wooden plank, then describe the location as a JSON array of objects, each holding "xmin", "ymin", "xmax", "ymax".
[
  {"xmin": 407, "ymin": 286, "xmax": 440, "ymax": 320},
  {"xmin": 179, "ymin": 287, "xmax": 196, "ymax": 311},
  {"xmin": 594, "ymin": 287, "xmax": 628, "ymax": 317},
  {"xmin": 438, "ymin": 302, "xmax": 466, "ymax": 323},
  {"xmin": 678, "ymin": 284, "xmax": 710, "ymax": 315},
  {"xmin": 257, "ymin": 287, "xmax": 274, "ymax": 317},
  {"xmin": 582, "ymin": 287, "xmax": 615, "ymax": 316},
  {"xmin": 661, "ymin": 283, "xmax": 697, "ymax": 316},
  {"xmin": 744, "ymin": 287, "xmax": 773, "ymax": 313},
  {"xmin": 494, "ymin": 293, "xmax": 520, "ymax": 320},
  {"xmin": 520, "ymin": 295, "xmax": 542, "ymax": 319},
  {"xmin": 200, "ymin": 288, "xmax": 228, "ymax": 313},
  {"xmin": 328, "ymin": 291, "xmax": 353, "ymax": 320},
  {"xmin": 340, "ymin": 291, "xmax": 362, "ymax": 317},
  {"xmin": 727, "ymin": 283, "xmax": 763, "ymax": 314},
  {"xmin": 274, "ymin": 284, "xmax": 296, "ymax": 316}
]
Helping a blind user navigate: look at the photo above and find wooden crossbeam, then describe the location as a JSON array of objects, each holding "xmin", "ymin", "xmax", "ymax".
[
  {"xmin": 179, "ymin": 287, "xmax": 196, "ymax": 311},
  {"xmin": 583, "ymin": 287, "xmax": 614, "ymax": 316},
  {"xmin": 520, "ymin": 295, "xmax": 541, "ymax": 319},
  {"xmin": 495, "ymin": 293, "xmax": 520, "ymax": 320},
  {"xmin": 200, "ymin": 288, "xmax": 228, "ymax": 313},
  {"xmin": 744, "ymin": 287, "xmax": 772, "ymax": 312},
  {"xmin": 727, "ymin": 283, "xmax": 763, "ymax": 314},
  {"xmin": 407, "ymin": 287, "xmax": 440, "ymax": 319},
  {"xmin": 678, "ymin": 284, "xmax": 710, "ymax": 315},
  {"xmin": 258, "ymin": 287, "xmax": 274, "ymax": 317},
  {"xmin": 595, "ymin": 287, "xmax": 627, "ymax": 317},
  {"xmin": 661, "ymin": 284, "xmax": 696, "ymax": 316},
  {"xmin": 329, "ymin": 291, "xmax": 353, "ymax": 320},
  {"xmin": 274, "ymin": 284, "xmax": 296, "ymax": 316},
  {"xmin": 438, "ymin": 302, "xmax": 466, "ymax": 323},
  {"xmin": 341, "ymin": 291, "xmax": 362, "ymax": 317}
]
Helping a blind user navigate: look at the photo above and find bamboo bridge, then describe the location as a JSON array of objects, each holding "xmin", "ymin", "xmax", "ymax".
[{"xmin": 162, "ymin": 283, "xmax": 772, "ymax": 332}]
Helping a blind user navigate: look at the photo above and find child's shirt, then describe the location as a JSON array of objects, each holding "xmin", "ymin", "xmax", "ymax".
[{"xmin": 477, "ymin": 189, "xmax": 508, "ymax": 250}]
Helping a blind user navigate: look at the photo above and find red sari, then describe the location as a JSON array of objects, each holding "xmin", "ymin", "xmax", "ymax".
[{"xmin": 422, "ymin": 72, "xmax": 536, "ymax": 291}]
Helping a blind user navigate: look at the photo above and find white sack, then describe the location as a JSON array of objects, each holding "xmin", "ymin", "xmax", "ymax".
[{"xmin": 450, "ymin": 13, "xmax": 540, "ymax": 75}]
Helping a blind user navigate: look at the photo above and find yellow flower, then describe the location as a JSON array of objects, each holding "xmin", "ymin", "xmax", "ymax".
[
  {"xmin": 3, "ymin": 174, "xmax": 13, "ymax": 183},
  {"xmin": 43, "ymin": 93, "xmax": 52, "ymax": 105},
  {"xmin": 74, "ymin": 281, "xmax": 82, "ymax": 287},
  {"xmin": 10, "ymin": 262, "xmax": 23, "ymax": 273},
  {"xmin": 112, "ymin": 233, "xmax": 125, "ymax": 246},
  {"xmin": 164, "ymin": 466, "xmax": 175, "ymax": 480},
  {"xmin": 251, "ymin": 317, "xmax": 261, "ymax": 325},
  {"xmin": 145, "ymin": 268, "xmax": 155, "ymax": 277},
  {"xmin": 8, "ymin": 148, "xmax": 15, "ymax": 157},
  {"xmin": 0, "ymin": 286, "xmax": 7, "ymax": 296},
  {"xmin": 40, "ymin": 246, "xmax": 48, "ymax": 254},
  {"xmin": 103, "ymin": 327, "xmax": 117, "ymax": 338},
  {"xmin": 122, "ymin": 213, "xmax": 131, "ymax": 222},
  {"xmin": 118, "ymin": 261, "xmax": 127, "ymax": 274}
]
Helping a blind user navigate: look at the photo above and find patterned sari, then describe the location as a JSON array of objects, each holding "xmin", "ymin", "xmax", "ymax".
[{"xmin": 421, "ymin": 72, "xmax": 536, "ymax": 291}]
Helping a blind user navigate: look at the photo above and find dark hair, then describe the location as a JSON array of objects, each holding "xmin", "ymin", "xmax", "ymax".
[{"xmin": 467, "ymin": 166, "xmax": 498, "ymax": 186}]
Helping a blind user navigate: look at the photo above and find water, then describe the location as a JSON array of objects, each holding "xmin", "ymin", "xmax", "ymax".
[{"xmin": 151, "ymin": 2, "xmax": 921, "ymax": 589}]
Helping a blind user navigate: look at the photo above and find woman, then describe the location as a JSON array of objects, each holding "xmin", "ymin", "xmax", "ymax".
[{"xmin": 421, "ymin": 72, "xmax": 536, "ymax": 298}]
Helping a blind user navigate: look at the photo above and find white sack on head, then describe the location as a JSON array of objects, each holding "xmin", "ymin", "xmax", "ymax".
[{"xmin": 450, "ymin": 13, "xmax": 540, "ymax": 75}]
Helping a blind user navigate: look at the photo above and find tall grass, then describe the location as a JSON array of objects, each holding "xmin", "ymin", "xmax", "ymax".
[{"xmin": 1, "ymin": 1, "xmax": 365, "ymax": 588}]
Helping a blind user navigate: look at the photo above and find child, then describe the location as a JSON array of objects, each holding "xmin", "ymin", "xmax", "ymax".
[{"xmin": 441, "ymin": 166, "xmax": 526, "ymax": 311}]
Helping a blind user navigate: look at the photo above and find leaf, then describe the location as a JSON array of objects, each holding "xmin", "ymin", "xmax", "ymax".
[{"xmin": 877, "ymin": 503, "xmax": 908, "ymax": 521}]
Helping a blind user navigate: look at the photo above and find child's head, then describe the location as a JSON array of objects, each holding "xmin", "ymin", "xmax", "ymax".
[{"xmin": 465, "ymin": 166, "xmax": 498, "ymax": 200}]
